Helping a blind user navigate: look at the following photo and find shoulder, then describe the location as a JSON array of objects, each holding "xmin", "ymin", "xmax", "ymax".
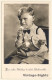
[
  {"xmin": 37, "ymin": 27, "xmax": 45, "ymax": 35},
  {"xmin": 37, "ymin": 27, "xmax": 46, "ymax": 40}
]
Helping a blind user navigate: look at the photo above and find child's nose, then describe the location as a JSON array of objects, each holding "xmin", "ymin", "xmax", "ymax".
[{"xmin": 22, "ymin": 19, "xmax": 25, "ymax": 24}]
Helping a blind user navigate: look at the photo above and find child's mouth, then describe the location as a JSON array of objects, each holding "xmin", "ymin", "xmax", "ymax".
[{"xmin": 22, "ymin": 25, "xmax": 29, "ymax": 30}]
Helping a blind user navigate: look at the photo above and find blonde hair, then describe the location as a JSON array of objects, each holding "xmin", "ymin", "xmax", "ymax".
[{"xmin": 18, "ymin": 7, "xmax": 35, "ymax": 20}]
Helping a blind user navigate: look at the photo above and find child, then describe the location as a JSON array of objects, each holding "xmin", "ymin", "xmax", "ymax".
[{"xmin": 15, "ymin": 7, "xmax": 48, "ymax": 64}]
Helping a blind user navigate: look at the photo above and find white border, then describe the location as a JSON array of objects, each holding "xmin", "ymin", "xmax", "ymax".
[{"xmin": 0, "ymin": 0, "xmax": 52, "ymax": 80}]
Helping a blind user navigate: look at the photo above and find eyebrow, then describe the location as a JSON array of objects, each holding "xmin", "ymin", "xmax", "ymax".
[{"xmin": 21, "ymin": 18, "xmax": 27, "ymax": 20}]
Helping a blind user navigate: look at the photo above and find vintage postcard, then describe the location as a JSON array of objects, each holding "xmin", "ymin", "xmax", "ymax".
[{"xmin": 0, "ymin": 0, "xmax": 52, "ymax": 80}]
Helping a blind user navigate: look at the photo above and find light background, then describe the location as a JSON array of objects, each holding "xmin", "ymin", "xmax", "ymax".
[{"xmin": 4, "ymin": 4, "xmax": 49, "ymax": 59}]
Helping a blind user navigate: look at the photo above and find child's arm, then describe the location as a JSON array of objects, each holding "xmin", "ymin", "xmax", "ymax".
[{"xmin": 32, "ymin": 28, "xmax": 47, "ymax": 49}]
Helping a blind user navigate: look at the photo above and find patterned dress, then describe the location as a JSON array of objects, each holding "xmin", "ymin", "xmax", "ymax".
[{"xmin": 10, "ymin": 24, "xmax": 48, "ymax": 64}]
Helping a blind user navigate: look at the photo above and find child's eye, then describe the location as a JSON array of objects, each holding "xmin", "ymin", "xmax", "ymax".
[{"xmin": 24, "ymin": 18, "xmax": 27, "ymax": 20}]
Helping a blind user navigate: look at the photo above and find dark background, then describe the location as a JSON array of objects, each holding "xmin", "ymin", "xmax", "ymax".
[{"xmin": 4, "ymin": 4, "xmax": 49, "ymax": 59}]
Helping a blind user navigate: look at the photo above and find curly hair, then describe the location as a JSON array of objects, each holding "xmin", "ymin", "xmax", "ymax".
[{"xmin": 18, "ymin": 7, "xmax": 35, "ymax": 20}]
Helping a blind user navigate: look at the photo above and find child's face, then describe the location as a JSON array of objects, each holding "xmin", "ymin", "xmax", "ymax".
[{"xmin": 20, "ymin": 13, "xmax": 34, "ymax": 29}]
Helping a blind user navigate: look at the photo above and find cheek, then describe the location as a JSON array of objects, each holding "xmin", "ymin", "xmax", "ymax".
[{"xmin": 26, "ymin": 19, "xmax": 33, "ymax": 25}]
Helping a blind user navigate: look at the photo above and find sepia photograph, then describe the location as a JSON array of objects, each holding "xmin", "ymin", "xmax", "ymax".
[
  {"xmin": 1, "ymin": 0, "xmax": 52, "ymax": 79},
  {"xmin": 4, "ymin": 4, "xmax": 49, "ymax": 64}
]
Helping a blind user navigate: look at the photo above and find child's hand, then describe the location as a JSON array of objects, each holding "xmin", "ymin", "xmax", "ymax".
[
  {"xmin": 20, "ymin": 49, "xmax": 27, "ymax": 56},
  {"xmin": 26, "ymin": 51, "xmax": 38, "ymax": 56},
  {"xmin": 17, "ymin": 49, "xmax": 27, "ymax": 57}
]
